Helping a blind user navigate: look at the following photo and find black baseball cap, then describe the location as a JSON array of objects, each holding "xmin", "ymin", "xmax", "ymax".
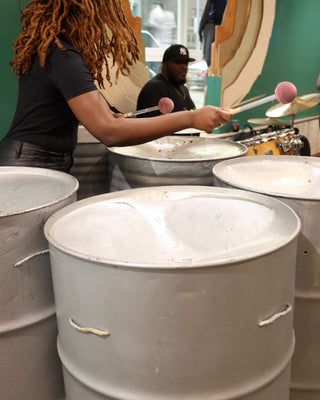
[{"xmin": 162, "ymin": 44, "xmax": 195, "ymax": 63}]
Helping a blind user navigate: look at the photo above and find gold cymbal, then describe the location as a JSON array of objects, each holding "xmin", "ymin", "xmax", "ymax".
[
  {"xmin": 248, "ymin": 117, "xmax": 291, "ymax": 126},
  {"xmin": 266, "ymin": 93, "xmax": 320, "ymax": 117}
]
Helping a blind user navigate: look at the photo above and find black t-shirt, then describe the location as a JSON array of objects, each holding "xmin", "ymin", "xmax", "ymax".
[
  {"xmin": 5, "ymin": 39, "xmax": 97, "ymax": 153},
  {"xmin": 136, "ymin": 73, "xmax": 195, "ymax": 118}
]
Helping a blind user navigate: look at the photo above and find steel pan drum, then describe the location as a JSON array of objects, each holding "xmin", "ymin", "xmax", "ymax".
[
  {"xmin": 45, "ymin": 186, "xmax": 300, "ymax": 400},
  {"xmin": 108, "ymin": 136, "xmax": 247, "ymax": 191},
  {"xmin": 0, "ymin": 166, "xmax": 78, "ymax": 400},
  {"xmin": 212, "ymin": 156, "xmax": 320, "ymax": 400},
  {"xmin": 70, "ymin": 125, "xmax": 109, "ymax": 200}
]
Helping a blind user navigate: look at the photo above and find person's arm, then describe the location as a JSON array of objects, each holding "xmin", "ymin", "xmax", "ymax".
[
  {"xmin": 199, "ymin": 0, "xmax": 213, "ymax": 38},
  {"xmin": 317, "ymin": 72, "xmax": 320, "ymax": 90},
  {"xmin": 68, "ymin": 90, "xmax": 230, "ymax": 147}
]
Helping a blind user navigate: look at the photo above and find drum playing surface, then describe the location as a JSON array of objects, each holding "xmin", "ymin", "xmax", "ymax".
[
  {"xmin": 45, "ymin": 186, "xmax": 299, "ymax": 266},
  {"xmin": 213, "ymin": 156, "xmax": 320, "ymax": 199},
  {"xmin": 0, "ymin": 166, "xmax": 78, "ymax": 215},
  {"xmin": 108, "ymin": 136, "xmax": 247, "ymax": 161}
]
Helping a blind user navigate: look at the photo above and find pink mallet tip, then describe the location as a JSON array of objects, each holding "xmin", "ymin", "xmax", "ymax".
[
  {"xmin": 158, "ymin": 97, "xmax": 174, "ymax": 114},
  {"xmin": 275, "ymin": 81, "xmax": 297, "ymax": 104}
]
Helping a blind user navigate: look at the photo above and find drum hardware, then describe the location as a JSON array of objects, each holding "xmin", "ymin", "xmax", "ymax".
[
  {"xmin": 274, "ymin": 138, "xmax": 282, "ymax": 149},
  {"xmin": 289, "ymin": 128, "xmax": 305, "ymax": 155},
  {"xmin": 274, "ymin": 128, "xmax": 304, "ymax": 155},
  {"xmin": 230, "ymin": 125, "xmax": 260, "ymax": 142},
  {"xmin": 279, "ymin": 136, "xmax": 291, "ymax": 153}
]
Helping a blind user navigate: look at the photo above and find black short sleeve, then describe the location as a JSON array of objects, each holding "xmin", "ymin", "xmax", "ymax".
[{"xmin": 48, "ymin": 42, "xmax": 97, "ymax": 101}]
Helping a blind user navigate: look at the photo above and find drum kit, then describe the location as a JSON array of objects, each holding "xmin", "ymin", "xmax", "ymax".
[{"xmin": 235, "ymin": 93, "xmax": 320, "ymax": 156}]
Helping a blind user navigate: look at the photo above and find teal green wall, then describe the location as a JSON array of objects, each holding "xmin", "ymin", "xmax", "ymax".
[
  {"xmin": 0, "ymin": 0, "xmax": 20, "ymax": 138},
  {"xmin": 212, "ymin": 0, "xmax": 320, "ymax": 132},
  {"xmin": 0, "ymin": 0, "xmax": 29, "ymax": 139}
]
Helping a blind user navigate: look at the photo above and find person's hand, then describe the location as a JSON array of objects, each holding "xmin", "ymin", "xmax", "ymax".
[
  {"xmin": 113, "ymin": 112, "xmax": 123, "ymax": 119},
  {"xmin": 190, "ymin": 106, "xmax": 231, "ymax": 132}
]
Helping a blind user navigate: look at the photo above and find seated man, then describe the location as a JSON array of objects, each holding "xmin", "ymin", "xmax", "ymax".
[{"xmin": 136, "ymin": 44, "xmax": 196, "ymax": 117}]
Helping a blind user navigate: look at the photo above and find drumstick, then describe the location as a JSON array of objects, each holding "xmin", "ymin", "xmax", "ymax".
[
  {"xmin": 230, "ymin": 82, "xmax": 297, "ymax": 115},
  {"xmin": 233, "ymin": 94, "xmax": 266, "ymax": 108},
  {"xmin": 122, "ymin": 97, "xmax": 174, "ymax": 118}
]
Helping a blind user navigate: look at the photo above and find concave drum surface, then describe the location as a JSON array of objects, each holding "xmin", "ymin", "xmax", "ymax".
[
  {"xmin": 0, "ymin": 166, "xmax": 78, "ymax": 400},
  {"xmin": 45, "ymin": 186, "xmax": 300, "ymax": 400},
  {"xmin": 70, "ymin": 125, "xmax": 109, "ymax": 200},
  {"xmin": 108, "ymin": 136, "xmax": 247, "ymax": 191},
  {"xmin": 212, "ymin": 155, "xmax": 320, "ymax": 400}
]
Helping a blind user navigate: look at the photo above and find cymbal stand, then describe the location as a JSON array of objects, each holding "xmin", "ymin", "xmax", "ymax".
[{"xmin": 290, "ymin": 114, "xmax": 295, "ymax": 127}]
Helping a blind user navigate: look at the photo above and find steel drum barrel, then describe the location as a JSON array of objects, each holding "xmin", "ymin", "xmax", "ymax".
[
  {"xmin": 70, "ymin": 125, "xmax": 109, "ymax": 200},
  {"xmin": 0, "ymin": 167, "xmax": 78, "ymax": 399},
  {"xmin": 108, "ymin": 136, "xmax": 247, "ymax": 191},
  {"xmin": 212, "ymin": 155, "xmax": 320, "ymax": 400},
  {"xmin": 45, "ymin": 186, "xmax": 300, "ymax": 400}
]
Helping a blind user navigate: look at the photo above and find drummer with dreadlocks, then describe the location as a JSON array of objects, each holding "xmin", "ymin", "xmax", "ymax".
[{"xmin": 0, "ymin": 0, "xmax": 230, "ymax": 172}]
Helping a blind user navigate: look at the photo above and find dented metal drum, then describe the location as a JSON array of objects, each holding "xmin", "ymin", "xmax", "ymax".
[
  {"xmin": 45, "ymin": 186, "xmax": 300, "ymax": 400},
  {"xmin": 212, "ymin": 155, "xmax": 320, "ymax": 400},
  {"xmin": 70, "ymin": 125, "xmax": 109, "ymax": 200},
  {"xmin": 108, "ymin": 136, "xmax": 247, "ymax": 191},
  {"xmin": 0, "ymin": 167, "xmax": 78, "ymax": 400}
]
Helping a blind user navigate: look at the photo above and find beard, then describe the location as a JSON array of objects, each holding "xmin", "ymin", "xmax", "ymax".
[
  {"xmin": 165, "ymin": 69, "xmax": 187, "ymax": 86},
  {"xmin": 175, "ymin": 77, "xmax": 187, "ymax": 86}
]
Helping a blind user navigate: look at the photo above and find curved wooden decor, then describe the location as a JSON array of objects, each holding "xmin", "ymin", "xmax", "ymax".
[
  {"xmin": 222, "ymin": 0, "xmax": 263, "ymax": 90},
  {"xmin": 212, "ymin": 0, "xmax": 251, "ymax": 77},
  {"xmin": 222, "ymin": 0, "xmax": 276, "ymax": 107},
  {"xmin": 120, "ymin": 0, "xmax": 141, "ymax": 34},
  {"xmin": 98, "ymin": 0, "xmax": 149, "ymax": 113}
]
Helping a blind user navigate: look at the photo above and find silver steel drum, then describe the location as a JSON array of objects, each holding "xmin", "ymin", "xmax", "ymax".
[
  {"xmin": 70, "ymin": 125, "xmax": 109, "ymax": 199},
  {"xmin": 0, "ymin": 166, "xmax": 78, "ymax": 400},
  {"xmin": 45, "ymin": 186, "xmax": 300, "ymax": 400},
  {"xmin": 107, "ymin": 136, "xmax": 247, "ymax": 191},
  {"xmin": 212, "ymin": 155, "xmax": 320, "ymax": 400}
]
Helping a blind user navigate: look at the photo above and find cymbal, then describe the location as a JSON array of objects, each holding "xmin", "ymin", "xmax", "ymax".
[
  {"xmin": 248, "ymin": 117, "xmax": 291, "ymax": 126},
  {"xmin": 266, "ymin": 93, "xmax": 320, "ymax": 117}
]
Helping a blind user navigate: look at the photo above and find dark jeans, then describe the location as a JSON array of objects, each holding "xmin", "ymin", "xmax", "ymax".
[{"xmin": 0, "ymin": 139, "xmax": 73, "ymax": 173}]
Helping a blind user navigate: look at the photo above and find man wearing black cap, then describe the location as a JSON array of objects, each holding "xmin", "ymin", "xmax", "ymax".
[{"xmin": 136, "ymin": 44, "xmax": 196, "ymax": 117}]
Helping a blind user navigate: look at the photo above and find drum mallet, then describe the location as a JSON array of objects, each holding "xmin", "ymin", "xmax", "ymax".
[
  {"xmin": 122, "ymin": 97, "xmax": 174, "ymax": 118},
  {"xmin": 230, "ymin": 81, "xmax": 297, "ymax": 115}
]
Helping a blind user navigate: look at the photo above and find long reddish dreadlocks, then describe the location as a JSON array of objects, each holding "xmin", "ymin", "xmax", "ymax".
[{"xmin": 10, "ymin": 0, "xmax": 140, "ymax": 88}]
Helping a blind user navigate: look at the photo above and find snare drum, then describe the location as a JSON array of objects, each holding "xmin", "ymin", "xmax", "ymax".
[
  {"xmin": 239, "ymin": 132, "xmax": 281, "ymax": 156},
  {"xmin": 239, "ymin": 129, "xmax": 295, "ymax": 156}
]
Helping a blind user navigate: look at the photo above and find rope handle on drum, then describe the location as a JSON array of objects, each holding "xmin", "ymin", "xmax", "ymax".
[
  {"xmin": 258, "ymin": 303, "xmax": 292, "ymax": 327},
  {"xmin": 13, "ymin": 249, "xmax": 49, "ymax": 267},
  {"xmin": 69, "ymin": 317, "xmax": 110, "ymax": 337}
]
